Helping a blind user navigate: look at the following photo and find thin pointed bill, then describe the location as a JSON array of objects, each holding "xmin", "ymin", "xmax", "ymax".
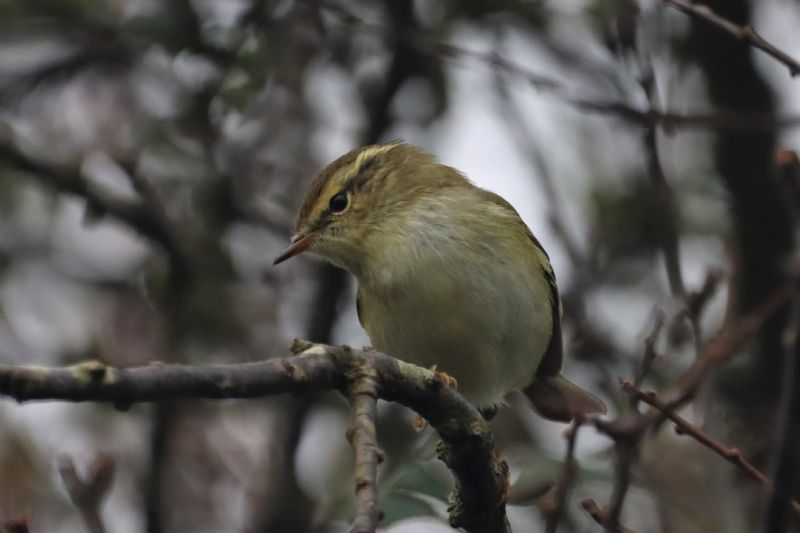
[{"xmin": 273, "ymin": 232, "xmax": 318, "ymax": 265}]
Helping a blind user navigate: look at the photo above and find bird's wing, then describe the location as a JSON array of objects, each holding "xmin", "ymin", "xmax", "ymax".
[
  {"xmin": 528, "ymin": 233, "xmax": 564, "ymax": 378},
  {"xmin": 479, "ymin": 189, "xmax": 606, "ymax": 420},
  {"xmin": 478, "ymin": 188, "xmax": 564, "ymax": 376}
]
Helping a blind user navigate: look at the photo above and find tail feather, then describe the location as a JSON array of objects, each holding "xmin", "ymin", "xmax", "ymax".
[{"xmin": 524, "ymin": 375, "xmax": 606, "ymax": 422}]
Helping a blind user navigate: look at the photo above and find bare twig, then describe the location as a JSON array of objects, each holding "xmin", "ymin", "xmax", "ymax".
[
  {"xmin": 310, "ymin": 0, "xmax": 800, "ymax": 133},
  {"xmin": 685, "ymin": 269, "xmax": 725, "ymax": 346},
  {"xmin": 0, "ymin": 342, "xmax": 511, "ymax": 533},
  {"xmin": 559, "ymin": 103, "xmax": 800, "ymax": 133},
  {"xmin": 663, "ymin": 0, "xmax": 800, "ymax": 78},
  {"xmin": 619, "ymin": 379, "xmax": 800, "ymax": 518},
  {"xmin": 580, "ymin": 498, "xmax": 638, "ymax": 533},
  {"xmin": 608, "ymin": 277, "xmax": 795, "ymax": 436},
  {"xmin": 668, "ymin": 278, "xmax": 797, "ymax": 412},
  {"xmin": 640, "ymin": 73, "xmax": 686, "ymax": 298},
  {"xmin": 584, "ymin": 279, "xmax": 796, "ymax": 533},
  {"xmin": 605, "ymin": 436, "xmax": 638, "ymax": 533},
  {"xmin": 58, "ymin": 454, "xmax": 115, "ymax": 533},
  {"xmin": 585, "ymin": 412, "xmax": 644, "ymax": 533},
  {"xmin": 541, "ymin": 418, "xmax": 583, "ymax": 533},
  {"xmin": 636, "ymin": 310, "xmax": 665, "ymax": 387},
  {"xmin": 347, "ymin": 369, "xmax": 383, "ymax": 533}
]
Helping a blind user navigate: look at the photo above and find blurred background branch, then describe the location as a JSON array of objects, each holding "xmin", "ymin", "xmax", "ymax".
[
  {"xmin": 2, "ymin": 0, "xmax": 800, "ymax": 532},
  {"xmin": 664, "ymin": 0, "xmax": 800, "ymax": 77}
]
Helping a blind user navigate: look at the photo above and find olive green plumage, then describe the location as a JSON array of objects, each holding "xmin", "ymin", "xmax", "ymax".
[{"xmin": 275, "ymin": 142, "xmax": 605, "ymax": 421}]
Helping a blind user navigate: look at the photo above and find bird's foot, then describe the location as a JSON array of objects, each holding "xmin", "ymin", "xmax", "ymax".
[
  {"xmin": 412, "ymin": 366, "xmax": 456, "ymax": 432},
  {"xmin": 430, "ymin": 365, "xmax": 457, "ymax": 389}
]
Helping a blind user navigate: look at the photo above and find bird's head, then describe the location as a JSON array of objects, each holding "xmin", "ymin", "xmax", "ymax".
[{"xmin": 273, "ymin": 142, "xmax": 460, "ymax": 274}]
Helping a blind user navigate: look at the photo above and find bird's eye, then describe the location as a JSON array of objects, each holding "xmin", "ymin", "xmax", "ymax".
[{"xmin": 329, "ymin": 192, "xmax": 348, "ymax": 213}]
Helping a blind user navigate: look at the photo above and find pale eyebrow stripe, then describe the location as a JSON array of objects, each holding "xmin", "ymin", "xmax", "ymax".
[
  {"xmin": 344, "ymin": 143, "xmax": 398, "ymax": 189},
  {"xmin": 353, "ymin": 144, "xmax": 396, "ymax": 173}
]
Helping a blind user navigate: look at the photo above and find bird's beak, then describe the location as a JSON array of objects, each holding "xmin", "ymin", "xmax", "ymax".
[{"xmin": 273, "ymin": 231, "xmax": 317, "ymax": 265}]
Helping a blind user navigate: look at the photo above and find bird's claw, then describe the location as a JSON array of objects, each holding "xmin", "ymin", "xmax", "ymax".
[
  {"xmin": 413, "ymin": 414, "xmax": 429, "ymax": 432},
  {"xmin": 430, "ymin": 365, "xmax": 457, "ymax": 389}
]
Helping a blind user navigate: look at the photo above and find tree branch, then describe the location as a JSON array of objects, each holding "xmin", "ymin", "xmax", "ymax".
[
  {"xmin": 541, "ymin": 419, "xmax": 582, "ymax": 533},
  {"xmin": 620, "ymin": 379, "xmax": 800, "ymax": 517},
  {"xmin": 346, "ymin": 368, "xmax": 382, "ymax": 533},
  {"xmin": 639, "ymin": 65, "xmax": 686, "ymax": 298},
  {"xmin": 58, "ymin": 454, "xmax": 114, "ymax": 533},
  {"xmin": 0, "ymin": 341, "xmax": 511, "ymax": 533},
  {"xmin": 579, "ymin": 498, "xmax": 638, "ymax": 533},
  {"xmin": 666, "ymin": 278, "xmax": 796, "ymax": 413},
  {"xmin": 766, "ymin": 299, "xmax": 800, "ymax": 532},
  {"xmin": 306, "ymin": 0, "xmax": 800, "ymax": 133},
  {"xmin": 583, "ymin": 277, "xmax": 797, "ymax": 533},
  {"xmin": 663, "ymin": 0, "xmax": 800, "ymax": 78},
  {"xmin": 0, "ymin": 142, "xmax": 191, "ymax": 278}
]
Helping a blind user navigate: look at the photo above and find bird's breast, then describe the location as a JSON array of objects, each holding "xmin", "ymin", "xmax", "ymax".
[{"xmin": 357, "ymin": 235, "xmax": 552, "ymax": 407}]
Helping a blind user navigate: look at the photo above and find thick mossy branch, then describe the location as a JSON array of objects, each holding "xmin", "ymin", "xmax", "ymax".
[{"xmin": 0, "ymin": 341, "xmax": 510, "ymax": 533}]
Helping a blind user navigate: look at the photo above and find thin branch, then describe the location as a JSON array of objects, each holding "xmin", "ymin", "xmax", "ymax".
[
  {"xmin": 636, "ymin": 310, "xmax": 665, "ymax": 388},
  {"xmin": 579, "ymin": 498, "xmax": 638, "ymax": 533},
  {"xmin": 541, "ymin": 418, "xmax": 583, "ymax": 533},
  {"xmin": 685, "ymin": 269, "xmax": 725, "ymax": 347},
  {"xmin": 560, "ymin": 102, "xmax": 800, "ymax": 132},
  {"xmin": 640, "ymin": 69, "xmax": 685, "ymax": 298},
  {"xmin": 347, "ymin": 370, "xmax": 383, "ymax": 533},
  {"xmin": 620, "ymin": 379, "xmax": 800, "ymax": 518},
  {"xmin": 667, "ymin": 278, "xmax": 797, "ymax": 412},
  {"xmin": 58, "ymin": 454, "xmax": 115, "ymax": 533},
  {"xmin": 663, "ymin": 0, "xmax": 800, "ymax": 78},
  {"xmin": 605, "ymin": 436, "xmax": 638, "ymax": 533},
  {"xmin": 0, "ymin": 341, "xmax": 511, "ymax": 533},
  {"xmin": 310, "ymin": 0, "xmax": 800, "ymax": 132},
  {"xmin": 601, "ymin": 278, "xmax": 795, "ymax": 441},
  {"xmin": 585, "ymin": 411, "xmax": 644, "ymax": 533},
  {"xmin": 584, "ymin": 279, "xmax": 797, "ymax": 533}
]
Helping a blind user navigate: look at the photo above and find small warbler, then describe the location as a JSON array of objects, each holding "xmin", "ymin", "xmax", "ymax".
[{"xmin": 274, "ymin": 142, "xmax": 605, "ymax": 421}]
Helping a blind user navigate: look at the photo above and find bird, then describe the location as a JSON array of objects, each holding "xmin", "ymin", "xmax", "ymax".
[{"xmin": 274, "ymin": 142, "xmax": 606, "ymax": 421}]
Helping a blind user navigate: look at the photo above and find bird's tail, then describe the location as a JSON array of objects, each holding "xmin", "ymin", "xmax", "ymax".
[{"xmin": 523, "ymin": 375, "xmax": 607, "ymax": 422}]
